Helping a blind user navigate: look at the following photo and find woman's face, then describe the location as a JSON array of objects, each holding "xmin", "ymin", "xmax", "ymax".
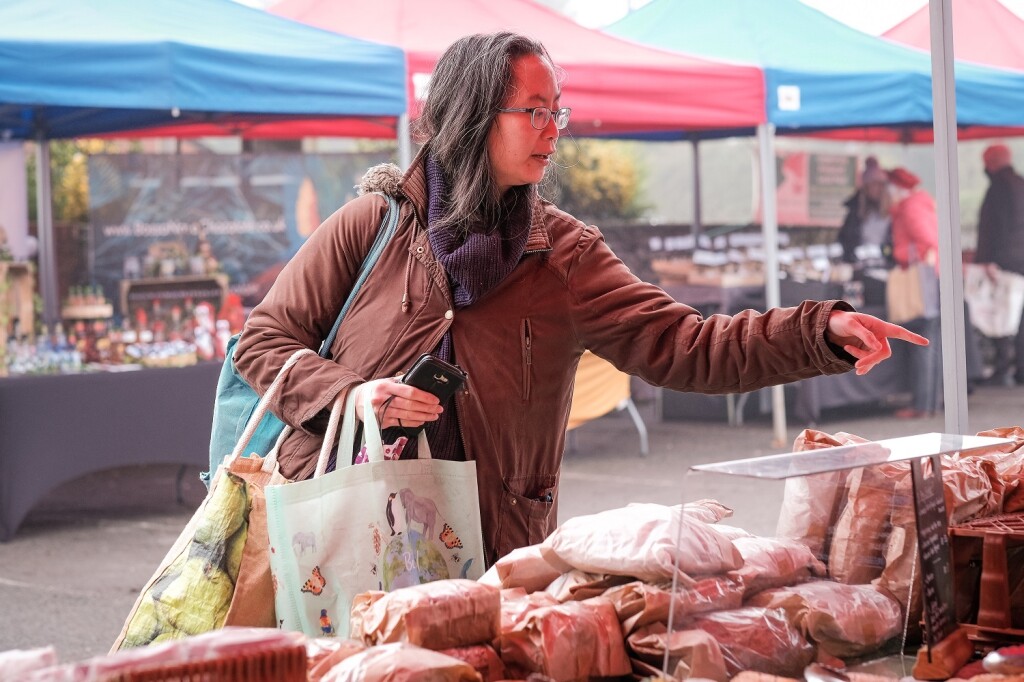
[
  {"xmin": 864, "ymin": 178, "xmax": 886, "ymax": 202},
  {"xmin": 487, "ymin": 54, "xmax": 560, "ymax": 195}
]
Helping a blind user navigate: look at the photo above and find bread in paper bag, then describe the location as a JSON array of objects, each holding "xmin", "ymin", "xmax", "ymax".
[
  {"xmin": 627, "ymin": 623, "xmax": 729, "ymax": 682},
  {"xmin": 775, "ymin": 430, "xmax": 865, "ymax": 562},
  {"xmin": 543, "ymin": 570, "xmax": 632, "ymax": 602},
  {"xmin": 748, "ymin": 580, "xmax": 902, "ymax": 658},
  {"xmin": 603, "ymin": 576, "xmax": 744, "ymax": 635},
  {"xmin": 497, "ymin": 596, "xmax": 631, "ymax": 681},
  {"xmin": 731, "ymin": 536, "xmax": 827, "ymax": 596},
  {"xmin": 692, "ymin": 606, "xmax": 816, "ymax": 678},
  {"xmin": 437, "ymin": 644, "xmax": 506, "ymax": 682},
  {"xmin": 349, "ymin": 579, "xmax": 499, "ymax": 650},
  {"xmin": 306, "ymin": 638, "xmax": 366, "ymax": 681},
  {"xmin": 546, "ymin": 503, "xmax": 741, "ymax": 583},
  {"xmin": 829, "ymin": 463, "xmax": 908, "ymax": 585},
  {"xmin": 480, "ymin": 544, "xmax": 572, "ymax": 593},
  {"xmin": 320, "ymin": 642, "xmax": 481, "ymax": 682}
]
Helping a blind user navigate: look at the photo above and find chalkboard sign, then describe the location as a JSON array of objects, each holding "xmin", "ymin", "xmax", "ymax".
[{"xmin": 911, "ymin": 455, "xmax": 958, "ymax": 647}]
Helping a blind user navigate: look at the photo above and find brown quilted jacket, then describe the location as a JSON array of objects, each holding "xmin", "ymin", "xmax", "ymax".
[{"xmin": 235, "ymin": 152, "xmax": 854, "ymax": 565}]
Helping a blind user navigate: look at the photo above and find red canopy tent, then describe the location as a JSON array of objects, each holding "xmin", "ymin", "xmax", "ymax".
[
  {"xmin": 265, "ymin": 0, "xmax": 766, "ymax": 137},
  {"xmin": 829, "ymin": 0, "xmax": 1024, "ymax": 143},
  {"xmin": 885, "ymin": 0, "xmax": 1024, "ymax": 71}
]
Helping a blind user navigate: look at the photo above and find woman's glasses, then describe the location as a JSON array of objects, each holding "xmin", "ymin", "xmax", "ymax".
[{"xmin": 497, "ymin": 106, "xmax": 572, "ymax": 130}]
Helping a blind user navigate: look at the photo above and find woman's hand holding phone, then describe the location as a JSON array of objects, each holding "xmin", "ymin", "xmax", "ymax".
[
  {"xmin": 350, "ymin": 355, "xmax": 467, "ymax": 428},
  {"xmin": 351, "ymin": 378, "xmax": 442, "ymax": 429}
]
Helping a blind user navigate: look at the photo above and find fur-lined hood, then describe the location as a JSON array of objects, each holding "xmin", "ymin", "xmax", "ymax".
[{"xmin": 356, "ymin": 162, "xmax": 403, "ymax": 197}]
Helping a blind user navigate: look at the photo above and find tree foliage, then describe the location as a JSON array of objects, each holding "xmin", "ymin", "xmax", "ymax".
[
  {"xmin": 544, "ymin": 138, "xmax": 647, "ymax": 223},
  {"xmin": 27, "ymin": 139, "xmax": 123, "ymax": 225}
]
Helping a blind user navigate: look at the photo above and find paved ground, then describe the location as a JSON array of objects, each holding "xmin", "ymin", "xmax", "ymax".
[{"xmin": 2, "ymin": 381, "xmax": 1023, "ymax": 664}]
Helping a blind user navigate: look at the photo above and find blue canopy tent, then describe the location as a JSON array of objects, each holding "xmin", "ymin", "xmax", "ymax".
[
  {"xmin": 605, "ymin": 0, "xmax": 1024, "ymax": 134},
  {"xmin": 0, "ymin": 0, "xmax": 408, "ymax": 326},
  {"xmin": 606, "ymin": 0, "xmax": 1023, "ymax": 440}
]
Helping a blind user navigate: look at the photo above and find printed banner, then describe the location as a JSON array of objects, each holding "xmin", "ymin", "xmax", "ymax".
[
  {"xmin": 88, "ymin": 151, "xmax": 390, "ymax": 311},
  {"xmin": 759, "ymin": 152, "xmax": 857, "ymax": 227}
]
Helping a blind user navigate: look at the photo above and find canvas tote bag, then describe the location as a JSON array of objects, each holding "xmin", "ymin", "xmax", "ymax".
[
  {"xmin": 964, "ymin": 263, "xmax": 1024, "ymax": 337},
  {"xmin": 887, "ymin": 244, "xmax": 939, "ymax": 325},
  {"xmin": 113, "ymin": 348, "xmax": 314, "ymax": 650},
  {"xmin": 886, "ymin": 264, "xmax": 926, "ymax": 324},
  {"xmin": 266, "ymin": 389, "xmax": 485, "ymax": 639}
]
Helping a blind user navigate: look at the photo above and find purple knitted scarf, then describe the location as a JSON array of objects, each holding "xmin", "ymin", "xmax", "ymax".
[
  {"xmin": 414, "ymin": 154, "xmax": 531, "ymax": 460},
  {"xmin": 425, "ymin": 155, "xmax": 532, "ymax": 310}
]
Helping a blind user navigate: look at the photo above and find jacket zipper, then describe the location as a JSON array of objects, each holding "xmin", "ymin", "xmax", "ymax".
[
  {"xmin": 452, "ymin": 382, "xmax": 488, "ymax": 568},
  {"xmin": 521, "ymin": 318, "xmax": 533, "ymax": 401}
]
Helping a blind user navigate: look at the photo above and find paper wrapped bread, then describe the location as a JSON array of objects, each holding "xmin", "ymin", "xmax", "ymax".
[
  {"xmin": 350, "ymin": 580, "xmax": 500, "ymax": 651},
  {"xmin": 748, "ymin": 581, "xmax": 902, "ymax": 657},
  {"xmin": 320, "ymin": 643, "xmax": 481, "ymax": 682},
  {"xmin": 546, "ymin": 503, "xmax": 742, "ymax": 583},
  {"xmin": 497, "ymin": 597, "xmax": 630, "ymax": 681}
]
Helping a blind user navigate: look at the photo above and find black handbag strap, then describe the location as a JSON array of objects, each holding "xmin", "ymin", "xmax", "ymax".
[{"xmin": 318, "ymin": 193, "xmax": 401, "ymax": 356}]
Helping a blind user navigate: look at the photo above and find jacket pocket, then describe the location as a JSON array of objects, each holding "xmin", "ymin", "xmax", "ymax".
[
  {"xmin": 520, "ymin": 318, "xmax": 533, "ymax": 400},
  {"xmin": 495, "ymin": 473, "xmax": 557, "ymax": 558}
]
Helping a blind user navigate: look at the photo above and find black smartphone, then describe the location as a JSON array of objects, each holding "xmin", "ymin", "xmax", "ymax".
[{"xmin": 401, "ymin": 353, "xmax": 468, "ymax": 404}]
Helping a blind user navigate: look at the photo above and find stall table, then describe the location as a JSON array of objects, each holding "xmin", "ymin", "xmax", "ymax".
[
  {"xmin": 658, "ymin": 281, "xmax": 915, "ymax": 425},
  {"xmin": 0, "ymin": 363, "xmax": 220, "ymax": 541}
]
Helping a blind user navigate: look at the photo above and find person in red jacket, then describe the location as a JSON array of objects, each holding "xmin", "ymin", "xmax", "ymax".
[{"xmin": 887, "ymin": 167, "xmax": 941, "ymax": 418}]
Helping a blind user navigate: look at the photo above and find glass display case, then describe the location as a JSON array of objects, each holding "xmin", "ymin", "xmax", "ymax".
[{"xmin": 658, "ymin": 432, "xmax": 1017, "ymax": 680}]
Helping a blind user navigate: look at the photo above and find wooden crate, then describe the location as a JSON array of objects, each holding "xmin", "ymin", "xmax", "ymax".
[{"xmin": 949, "ymin": 512, "xmax": 1024, "ymax": 645}]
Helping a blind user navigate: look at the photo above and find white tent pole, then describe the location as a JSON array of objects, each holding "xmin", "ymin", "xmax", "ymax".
[
  {"xmin": 758, "ymin": 123, "xmax": 787, "ymax": 446},
  {"xmin": 397, "ymin": 113, "xmax": 412, "ymax": 170},
  {"xmin": 691, "ymin": 139, "xmax": 702, "ymax": 242},
  {"xmin": 34, "ymin": 135, "xmax": 58, "ymax": 333},
  {"xmin": 929, "ymin": 0, "xmax": 969, "ymax": 434}
]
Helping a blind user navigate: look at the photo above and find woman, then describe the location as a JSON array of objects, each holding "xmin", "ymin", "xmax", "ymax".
[
  {"xmin": 887, "ymin": 166, "xmax": 941, "ymax": 418},
  {"xmin": 235, "ymin": 32, "xmax": 927, "ymax": 565},
  {"xmin": 837, "ymin": 157, "xmax": 891, "ymax": 305}
]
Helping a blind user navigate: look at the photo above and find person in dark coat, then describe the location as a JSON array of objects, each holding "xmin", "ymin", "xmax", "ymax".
[
  {"xmin": 975, "ymin": 143, "xmax": 1024, "ymax": 385},
  {"xmin": 837, "ymin": 157, "xmax": 891, "ymax": 305}
]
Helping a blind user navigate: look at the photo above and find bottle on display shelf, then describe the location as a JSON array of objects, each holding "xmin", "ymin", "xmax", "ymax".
[
  {"xmin": 53, "ymin": 322, "xmax": 67, "ymax": 350},
  {"xmin": 93, "ymin": 319, "xmax": 111, "ymax": 362},
  {"xmin": 135, "ymin": 306, "xmax": 148, "ymax": 336},
  {"xmin": 218, "ymin": 292, "xmax": 247, "ymax": 334},
  {"xmin": 152, "ymin": 319, "xmax": 166, "ymax": 344},
  {"xmin": 73, "ymin": 321, "xmax": 87, "ymax": 354},
  {"xmin": 169, "ymin": 305, "xmax": 183, "ymax": 341},
  {"xmin": 135, "ymin": 307, "xmax": 154, "ymax": 344},
  {"xmin": 120, "ymin": 319, "xmax": 137, "ymax": 345},
  {"xmin": 194, "ymin": 326, "xmax": 215, "ymax": 361},
  {"xmin": 215, "ymin": 319, "xmax": 231, "ymax": 360},
  {"xmin": 108, "ymin": 324, "xmax": 124, "ymax": 364}
]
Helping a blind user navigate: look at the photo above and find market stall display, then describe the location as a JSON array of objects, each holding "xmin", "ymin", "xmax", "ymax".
[
  {"xmin": 0, "ymin": 362, "xmax": 220, "ymax": 541},
  {"xmin": 8, "ymin": 429, "xmax": 1024, "ymax": 680}
]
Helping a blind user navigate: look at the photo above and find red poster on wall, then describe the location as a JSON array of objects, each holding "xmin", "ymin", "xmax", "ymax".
[{"xmin": 757, "ymin": 152, "xmax": 856, "ymax": 228}]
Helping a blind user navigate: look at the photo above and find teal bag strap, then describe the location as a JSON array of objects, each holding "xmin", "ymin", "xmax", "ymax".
[{"xmin": 318, "ymin": 193, "xmax": 400, "ymax": 356}]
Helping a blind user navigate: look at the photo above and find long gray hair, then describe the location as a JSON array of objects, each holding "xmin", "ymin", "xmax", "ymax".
[{"xmin": 414, "ymin": 32, "xmax": 555, "ymax": 234}]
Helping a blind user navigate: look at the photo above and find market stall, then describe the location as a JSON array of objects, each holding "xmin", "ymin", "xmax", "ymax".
[
  {"xmin": 268, "ymin": 0, "xmax": 767, "ymax": 138},
  {"xmin": 606, "ymin": 0, "xmax": 1024, "ymax": 441},
  {"xmin": 0, "ymin": 362, "xmax": 220, "ymax": 541},
  {"xmin": 6, "ymin": 430, "xmax": 1024, "ymax": 680},
  {"xmin": 0, "ymin": 0, "xmax": 408, "ymax": 331},
  {"xmin": 0, "ymin": 0, "xmax": 408, "ymax": 540},
  {"xmin": 8, "ymin": 3, "xmax": 1024, "ymax": 678}
]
